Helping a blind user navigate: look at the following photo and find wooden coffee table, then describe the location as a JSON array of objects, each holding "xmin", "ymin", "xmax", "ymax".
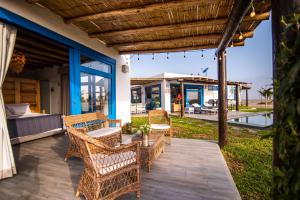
[{"xmin": 140, "ymin": 133, "xmax": 165, "ymax": 172}]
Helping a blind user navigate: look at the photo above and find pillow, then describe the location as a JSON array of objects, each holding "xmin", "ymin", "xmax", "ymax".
[
  {"xmin": 192, "ymin": 103, "xmax": 200, "ymax": 108},
  {"xmin": 5, "ymin": 106, "xmax": 14, "ymax": 118},
  {"xmin": 5, "ymin": 103, "xmax": 32, "ymax": 115}
]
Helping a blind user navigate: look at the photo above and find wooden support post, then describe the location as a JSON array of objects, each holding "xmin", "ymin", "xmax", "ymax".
[
  {"xmin": 217, "ymin": 50, "xmax": 227, "ymax": 148},
  {"xmin": 235, "ymin": 84, "xmax": 239, "ymax": 111},
  {"xmin": 245, "ymin": 88, "xmax": 249, "ymax": 107},
  {"xmin": 180, "ymin": 80, "xmax": 185, "ymax": 118}
]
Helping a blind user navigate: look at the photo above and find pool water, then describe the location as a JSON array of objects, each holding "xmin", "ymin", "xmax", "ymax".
[{"xmin": 229, "ymin": 113, "xmax": 273, "ymax": 128}]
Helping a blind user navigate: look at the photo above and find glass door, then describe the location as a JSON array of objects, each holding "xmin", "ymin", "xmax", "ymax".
[
  {"xmin": 80, "ymin": 72, "xmax": 111, "ymax": 115},
  {"xmin": 186, "ymin": 89, "xmax": 199, "ymax": 107}
]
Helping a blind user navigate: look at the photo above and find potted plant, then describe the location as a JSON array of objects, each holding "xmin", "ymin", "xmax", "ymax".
[{"xmin": 139, "ymin": 124, "xmax": 151, "ymax": 146}]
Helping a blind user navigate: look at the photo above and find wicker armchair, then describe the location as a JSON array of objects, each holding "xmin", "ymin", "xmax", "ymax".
[
  {"xmin": 148, "ymin": 110, "xmax": 172, "ymax": 144},
  {"xmin": 64, "ymin": 112, "xmax": 122, "ymax": 161},
  {"xmin": 68, "ymin": 127, "xmax": 141, "ymax": 200}
]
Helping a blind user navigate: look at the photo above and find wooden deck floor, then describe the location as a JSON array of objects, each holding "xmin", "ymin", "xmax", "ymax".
[{"xmin": 0, "ymin": 134, "xmax": 241, "ymax": 200}]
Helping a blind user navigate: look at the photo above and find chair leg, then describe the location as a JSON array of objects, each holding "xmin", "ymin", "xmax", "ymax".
[
  {"xmin": 75, "ymin": 190, "xmax": 80, "ymax": 197},
  {"xmin": 136, "ymin": 190, "xmax": 141, "ymax": 198},
  {"xmin": 64, "ymin": 152, "xmax": 70, "ymax": 162}
]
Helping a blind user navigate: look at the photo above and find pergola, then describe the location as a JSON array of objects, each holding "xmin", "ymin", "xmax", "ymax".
[{"xmin": 26, "ymin": 0, "xmax": 271, "ymax": 147}]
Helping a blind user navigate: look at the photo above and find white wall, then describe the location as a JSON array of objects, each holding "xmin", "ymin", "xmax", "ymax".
[
  {"xmin": 203, "ymin": 85, "xmax": 218, "ymax": 104},
  {"xmin": 115, "ymin": 56, "xmax": 131, "ymax": 124},
  {"xmin": 161, "ymin": 79, "xmax": 171, "ymax": 113},
  {"xmin": 2, "ymin": 0, "xmax": 131, "ymax": 124}
]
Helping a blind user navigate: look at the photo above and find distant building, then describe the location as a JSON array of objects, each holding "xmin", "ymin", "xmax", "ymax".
[{"xmin": 131, "ymin": 73, "xmax": 251, "ymax": 113}]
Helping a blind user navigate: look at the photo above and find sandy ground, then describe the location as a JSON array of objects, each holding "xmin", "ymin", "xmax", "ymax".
[{"xmin": 241, "ymin": 99, "xmax": 273, "ymax": 108}]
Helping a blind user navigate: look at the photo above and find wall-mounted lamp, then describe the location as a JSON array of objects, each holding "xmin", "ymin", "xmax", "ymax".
[{"xmin": 122, "ymin": 65, "xmax": 129, "ymax": 73}]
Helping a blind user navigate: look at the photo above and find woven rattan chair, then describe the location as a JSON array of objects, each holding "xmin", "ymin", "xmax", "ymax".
[
  {"xmin": 64, "ymin": 112, "xmax": 122, "ymax": 161},
  {"xmin": 148, "ymin": 110, "xmax": 172, "ymax": 144},
  {"xmin": 68, "ymin": 127, "xmax": 141, "ymax": 200}
]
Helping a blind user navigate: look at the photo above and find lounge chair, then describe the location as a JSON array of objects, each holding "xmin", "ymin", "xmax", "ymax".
[
  {"xmin": 148, "ymin": 110, "xmax": 172, "ymax": 144},
  {"xmin": 68, "ymin": 126, "xmax": 141, "ymax": 200},
  {"xmin": 63, "ymin": 112, "xmax": 122, "ymax": 161}
]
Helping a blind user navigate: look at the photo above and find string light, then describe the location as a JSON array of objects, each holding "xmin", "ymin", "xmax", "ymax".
[
  {"xmin": 214, "ymin": 56, "xmax": 216, "ymax": 60},
  {"xmin": 167, "ymin": 52, "xmax": 169, "ymax": 59},
  {"xmin": 201, "ymin": 50, "xmax": 204, "ymax": 57},
  {"xmin": 239, "ymin": 31, "xmax": 244, "ymax": 40},
  {"xmin": 152, "ymin": 53, "xmax": 154, "ymax": 60},
  {"xmin": 184, "ymin": 51, "xmax": 186, "ymax": 58},
  {"xmin": 231, "ymin": 41, "xmax": 234, "ymax": 47},
  {"xmin": 224, "ymin": 51, "xmax": 227, "ymax": 56},
  {"xmin": 250, "ymin": 4, "xmax": 256, "ymax": 17},
  {"xmin": 138, "ymin": 53, "xmax": 140, "ymax": 61}
]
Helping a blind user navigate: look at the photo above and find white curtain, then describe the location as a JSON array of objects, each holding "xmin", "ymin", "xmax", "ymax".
[{"xmin": 0, "ymin": 22, "xmax": 17, "ymax": 179}]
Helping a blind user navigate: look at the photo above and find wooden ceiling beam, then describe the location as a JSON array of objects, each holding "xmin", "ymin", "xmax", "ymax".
[
  {"xmin": 16, "ymin": 37, "xmax": 69, "ymax": 57},
  {"xmin": 65, "ymin": 0, "xmax": 221, "ymax": 23},
  {"xmin": 120, "ymin": 42, "xmax": 244, "ymax": 55},
  {"xmin": 15, "ymin": 44, "xmax": 68, "ymax": 62},
  {"xmin": 89, "ymin": 12, "xmax": 269, "ymax": 38},
  {"xmin": 216, "ymin": 0, "xmax": 252, "ymax": 53},
  {"xmin": 22, "ymin": 54, "xmax": 65, "ymax": 65},
  {"xmin": 108, "ymin": 32, "xmax": 253, "ymax": 48}
]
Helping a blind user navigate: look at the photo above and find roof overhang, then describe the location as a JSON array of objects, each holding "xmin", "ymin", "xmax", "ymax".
[
  {"xmin": 131, "ymin": 77, "xmax": 251, "ymax": 89},
  {"xmin": 26, "ymin": 0, "xmax": 271, "ymax": 54}
]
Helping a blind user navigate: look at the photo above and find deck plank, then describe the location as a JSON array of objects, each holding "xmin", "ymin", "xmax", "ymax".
[{"xmin": 0, "ymin": 134, "xmax": 240, "ymax": 200}]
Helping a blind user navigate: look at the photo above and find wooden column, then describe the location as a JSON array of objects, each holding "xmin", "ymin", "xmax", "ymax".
[
  {"xmin": 217, "ymin": 50, "xmax": 227, "ymax": 148},
  {"xmin": 235, "ymin": 84, "xmax": 239, "ymax": 111},
  {"xmin": 180, "ymin": 80, "xmax": 185, "ymax": 118},
  {"xmin": 245, "ymin": 88, "xmax": 249, "ymax": 107}
]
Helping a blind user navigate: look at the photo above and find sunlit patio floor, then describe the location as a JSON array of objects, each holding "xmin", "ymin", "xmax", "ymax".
[{"xmin": 0, "ymin": 134, "xmax": 241, "ymax": 200}]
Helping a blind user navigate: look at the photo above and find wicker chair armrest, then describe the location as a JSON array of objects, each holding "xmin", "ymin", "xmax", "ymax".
[
  {"xmin": 88, "ymin": 137, "xmax": 139, "ymax": 154},
  {"xmin": 75, "ymin": 127, "xmax": 88, "ymax": 133},
  {"xmin": 89, "ymin": 140, "xmax": 140, "ymax": 167},
  {"xmin": 167, "ymin": 117, "xmax": 172, "ymax": 126},
  {"xmin": 108, "ymin": 119, "xmax": 122, "ymax": 127}
]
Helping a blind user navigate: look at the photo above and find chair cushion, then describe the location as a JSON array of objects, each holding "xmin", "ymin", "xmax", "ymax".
[
  {"xmin": 150, "ymin": 124, "xmax": 170, "ymax": 130},
  {"xmin": 88, "ymin": 127, "xmax": 121, "ymax": 138},
  {"xmin": 92, "ymin": 151, "xmax": 136, "ymax": 174}
]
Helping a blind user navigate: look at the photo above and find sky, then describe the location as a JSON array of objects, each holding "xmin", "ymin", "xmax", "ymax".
[{"xmin": 129, "ymin": 19, "xmax": 273, "ymax": 100}]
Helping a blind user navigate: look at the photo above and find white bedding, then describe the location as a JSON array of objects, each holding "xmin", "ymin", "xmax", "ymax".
[{"xmin": 6, "ymin": 113, "xmax": 49, "ymax": 120}]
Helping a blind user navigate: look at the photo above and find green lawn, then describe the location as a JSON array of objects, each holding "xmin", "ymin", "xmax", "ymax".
[{"xmin": 131, "ymin": 116, "xmax": 272, "ymax": 200}]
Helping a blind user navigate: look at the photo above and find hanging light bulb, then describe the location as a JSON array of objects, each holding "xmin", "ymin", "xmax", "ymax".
[
  {"xmin": 201, "ymin": 50, "xmax": 204, "ymax": 57},
  {"xmin": 167, "ymin": 52, "xmax": 169, "ymax": 59},
  {"xmin": 214, "ymin": 56, "xmax": 216, "ymax": 60},
  {"xmin": 219, "ymin": 56, "xmax": 222, "ymax": 61},
  {"xmin": 230, "ymin": 41, "xmax": 234, "ymax": 47},
  {"xmin": 138, "ymin": 53, "xmax": 140, "ymax": 61},
  {"xmin": 239, "ymin": 31, "xmax": 244, "ymax": 40},
  {"xmin": 184, "ymin": 51, "xmax": 186, "ymax": 58},
  {"xmin": 152, "ymin": 53, "xmax": 154, "ymax": 60},
  {"xmin": 224, "ymin": 51, "xmax": 227, "ymax": 56},
  {"xmin": 250, "ymin": 4, "xmax": 256, "ymax": 18}
]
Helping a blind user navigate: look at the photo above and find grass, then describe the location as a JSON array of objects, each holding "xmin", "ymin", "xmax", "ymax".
[
  {"xmin": 131, "ymin": 116, "xmax": 272, "ymax": 200},
  {"xmin": 238, "ymin": 106, "xmax": 273, "ymax": 113}
]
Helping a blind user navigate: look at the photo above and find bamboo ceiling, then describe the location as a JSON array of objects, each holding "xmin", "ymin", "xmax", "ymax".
[{"xmin": 27, "ymin": 0, "xmax": 271, "ymax": 54}]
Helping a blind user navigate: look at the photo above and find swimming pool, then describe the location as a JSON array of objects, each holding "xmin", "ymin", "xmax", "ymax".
[{"xmin": 228, "ymin": 113, "xmax": 273, "ymax": 128}]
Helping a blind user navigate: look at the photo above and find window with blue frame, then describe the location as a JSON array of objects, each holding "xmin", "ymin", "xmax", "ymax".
[
  {"xmin": 79, "ymin": 54, "xmax": 113, "ymax": 116},
  {"xmin": 208, "ymin": 85, "xmax": 218, "ymax": 91},
  {"xmin": 80, "ymin": 73, "xmax": 111, "ymax": 114},
  {"xmin": 81, "ymin": 55, "xmax": 111, "ymax": 73},
  {"xmin": 145, "ymin": 85, "xmax": 161, "ymax": 110}
]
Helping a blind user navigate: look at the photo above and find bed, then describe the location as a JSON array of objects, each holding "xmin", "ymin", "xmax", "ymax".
[{"xmin": 5, "ymin": 103, "xmax": 63, "ymax": 144}]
